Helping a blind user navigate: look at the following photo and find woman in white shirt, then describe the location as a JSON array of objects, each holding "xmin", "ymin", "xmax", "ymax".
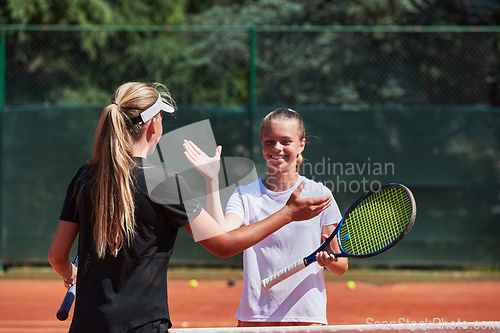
[{"xmin": 184, "ymin": 108, "xmax": 348, "ymax": 327}]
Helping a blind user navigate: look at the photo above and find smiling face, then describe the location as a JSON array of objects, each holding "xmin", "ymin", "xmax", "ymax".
[{"xmin": 261, "ymin": 119, "xmax": 305, "ymax": 175}]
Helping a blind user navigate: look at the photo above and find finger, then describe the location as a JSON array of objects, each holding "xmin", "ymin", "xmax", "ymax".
[
  {"xmin": 316, "ymin": 252, "xmax": 330, "ymax": 266},
  {"xmin": 317, "ymin": 197, "xmax": 332, "ymax": 209},
  {"xmin": 185, "ymin": 140, "xmax": 200, "ymax": 156},
  {"xmin": 305, "ymin": 196, "xmax": 331, "ymax": 209},
  {"xmin": 183, "ymin": 149, "xmax": 197, "ymax": 162},
  {"xmin": 185, "ymin": 142, "xmax": 202, "ymax": 160},
  {"xmin": 183, "ymin": 141, "xmax": 197, "ymax": 157},
  {"xmin": 315, "ymin": 253, "xmax": 324, "ymax": 266},
  {"xmin": 184, "ymin": 151, "xmax": 197, "ymax": 165},
  {"xmin": 311, "ymin": 198, "xmax": 332, "ymax": 212},
  {"xmin": 182, "ymin": 140, "xmax": 195, "ymax": 154},
  {"xmin": 292, "ymin": 181, "xmax": 305, "ymax": 195},
  {"xmin": 187, "ymin": 140, "xmax": 203, "ymax": 155},
  {"xmin": 215, "ymin": 145, "xmax": 222, "ymax": 158}
]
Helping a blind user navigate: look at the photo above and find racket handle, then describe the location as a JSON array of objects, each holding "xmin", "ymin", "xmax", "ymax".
[
  {"xmin": 56, "ymin": 255, "xmax": 78, "ymax": 321},
  {"xmin": 261, "ymin": 259, "xmax": 307, "ymax": 291},
  {"xmin": 56, "ymin": 284, "xmax": 76, "ymax": 321}
]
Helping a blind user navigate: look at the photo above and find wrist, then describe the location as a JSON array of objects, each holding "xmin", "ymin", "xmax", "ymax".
[
  {"xmin": 205, "ymin": 178, "xmax": 219, "ymax": 190},
  {"xmin": 206, "ymin": 176, "xmax": 218, "ymax": 184},
  {"xmin": 278, "ymin": 205, "xmax": 293, "ymax": 224}
]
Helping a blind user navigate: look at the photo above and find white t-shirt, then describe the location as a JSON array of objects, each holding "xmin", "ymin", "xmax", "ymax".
[{"xmin": 225, "ymin": 175, "xmax": 342, "ymax": 324}]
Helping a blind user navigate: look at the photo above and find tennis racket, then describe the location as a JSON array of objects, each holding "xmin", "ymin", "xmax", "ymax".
[
  {"xmin": 261, "ymin": 183, "xmax": 416, "ymax": 290},
  {"xmin": 56, "ymin": 255, "xmax": 78, "ymax": 321}
]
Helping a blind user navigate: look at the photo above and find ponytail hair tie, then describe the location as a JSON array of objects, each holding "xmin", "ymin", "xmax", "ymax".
[{"xmin": 112, "ymin": 102, "xmax": 121, "ymax": 111}]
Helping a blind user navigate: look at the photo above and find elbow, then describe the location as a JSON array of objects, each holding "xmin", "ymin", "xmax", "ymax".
[
  {"xmin": 338, "ymin": 261, "xmax": 349, "ymax": 276},
  {"xmin": 48, "ymin": 247, "xmax": 67, "ymax": 268},
  {"xmin": 198, "ymin": 239, "xmax": 238, "ymax": 259},
  {"xmin": 198, "ymin": 232, "xmax": 243, "ymax": 259},
  {"xmin": 337, "ymin": 267, "xmax": 348, "ymax": 276},
  {"xmin": 209, "ymin": 246, "xmax": 239, "ymax": 259},
  {"xmin": 215, "ymin": 252, "xmax": 233, "ymax": 259}
]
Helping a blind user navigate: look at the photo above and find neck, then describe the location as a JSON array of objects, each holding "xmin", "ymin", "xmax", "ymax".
[
  {"xmin": 132, "ymin": 129, "xmax": 157, "ymax": 158},
  {"xmin": 132, "ymin": 142, "xmax": 150, "ymax": 158},
  {"xmin": 263, "ymin": 169, "xmax": 299, "ymax": 192}
]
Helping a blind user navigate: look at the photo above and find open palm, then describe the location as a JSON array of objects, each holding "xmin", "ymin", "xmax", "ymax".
[{"xmin": 183, "ymin": 140, "xmax": 222, "ymax": 181}]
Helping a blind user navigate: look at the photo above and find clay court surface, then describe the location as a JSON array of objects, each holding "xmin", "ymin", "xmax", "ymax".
[{"xmin": 0, "ymin": 269, "xmax": 499, "ymax": 332}]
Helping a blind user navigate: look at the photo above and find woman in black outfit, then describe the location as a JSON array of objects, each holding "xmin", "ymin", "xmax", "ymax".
[{"xmin": 48, "ymin": 81, "xmax": 331, "ymax": 333}]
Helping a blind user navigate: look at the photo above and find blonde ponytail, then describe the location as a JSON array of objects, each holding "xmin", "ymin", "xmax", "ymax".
[
  {"xmin": 296, "ymin": 153, "xmax": 304, "ymax": 173},
  {"xmin": 89, "ymin": 82, "xmax": 174, "ymax": 258}
]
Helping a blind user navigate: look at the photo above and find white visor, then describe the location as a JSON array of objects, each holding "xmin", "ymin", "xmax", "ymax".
[{"xmin": 137, "ymin": 93, "xmax": 175, "ymax": 124}]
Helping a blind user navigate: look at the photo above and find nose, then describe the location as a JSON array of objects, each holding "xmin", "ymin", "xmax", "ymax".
[{"xmin": 273, "ymin": 142, "xmax": 283, "ymax": 149}]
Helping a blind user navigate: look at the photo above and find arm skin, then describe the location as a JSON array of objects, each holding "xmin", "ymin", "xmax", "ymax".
[
  {"xmin": 48, "ymin": 184, "xmax": 331, "ymax": 284},
  {"xmin": 183, "ymin": 139, "xmax": 333, "ymax": 258},
  {"xmin": 183, "ymin": 140, "xmax": 242, "ymax": 231},
  {"xmin": 49, "ymin": 140, "xmax": 331, "ymax": 287},
  {"xmin": 184, "ymin": 181, "xmax": 332, "ymax": 258},
  {"xmin": 48, "ymin": 220, "xmax": 79, "ymax": 288}
]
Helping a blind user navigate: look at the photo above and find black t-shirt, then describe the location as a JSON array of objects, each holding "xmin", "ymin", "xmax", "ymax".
[{"xmin": 60, "ymin": 157, "xmax": 202, "ymax": 332}]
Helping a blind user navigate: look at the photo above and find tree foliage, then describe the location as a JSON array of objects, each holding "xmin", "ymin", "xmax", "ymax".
[{"xmin": 1, "ymin": 0, "xmax": 500, "ymax": 106}]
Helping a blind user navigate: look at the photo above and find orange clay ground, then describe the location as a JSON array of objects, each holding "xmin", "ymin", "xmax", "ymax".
[{"xmin": 0, "ymin": 268, "xmax": 499, "ymax": 332}]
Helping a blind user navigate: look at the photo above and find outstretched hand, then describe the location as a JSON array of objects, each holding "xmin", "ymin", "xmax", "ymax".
[
  {"xmin": 285, "ymin": 181, "xmax": 332, "ymax": 221},
  {"xmin": 183, "ymin": 140, "xmax": 222, "ymax": 181}
]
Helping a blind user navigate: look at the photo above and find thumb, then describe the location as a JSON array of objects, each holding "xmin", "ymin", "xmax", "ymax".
[
  {"xmin": 292, "ymin": 181, "xmax": 305, "ymax": 196},
  {"xmin": 215, "ymin": 145, "xmax": 222, "ymax": 158}
]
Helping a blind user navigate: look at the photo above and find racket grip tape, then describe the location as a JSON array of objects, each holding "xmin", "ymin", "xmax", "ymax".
[
  {"xmin": 56, "ymin": 284, "xmax": 76, "ymax": 321},
  {"xmin": 261, "ymin": 259, "xmax": 307, "ymax": 291}
]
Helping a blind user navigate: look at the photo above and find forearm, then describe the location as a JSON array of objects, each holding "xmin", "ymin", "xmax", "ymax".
[
  {"xmin": 48, "ymin": 220, "xmax": 79, "ymax": 282},
  {"xmin": 187, "ymin": 181, "xmax": 331, "ymax": 258},
  {"xmin": 204, "ymin": 178, "xmax": 228, "ymax": 230},
  {"xmin": 324, "ymin": 257, "xmax": 348, "ymax": 275},
  {"xmin": 197, "ymin": 206, "xmax": 293, "ymax": 258},
  {"xmin": 49, "ymin": 255, "xmax": 75, "ymax": 281}
]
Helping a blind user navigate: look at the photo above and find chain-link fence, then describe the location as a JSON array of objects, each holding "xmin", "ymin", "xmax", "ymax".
[{"xmin": 0, "ymin": 25, "xmax": 499, "ymax": 268}]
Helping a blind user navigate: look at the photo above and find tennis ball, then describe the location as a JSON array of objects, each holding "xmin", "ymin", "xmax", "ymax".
[
  {"xmin": 346, "ymin": 280, "xmax": 356, "ymax": 290},
  {"xmin": 189, "ymin": 279, "xmax": 199, "ymax": 288}
]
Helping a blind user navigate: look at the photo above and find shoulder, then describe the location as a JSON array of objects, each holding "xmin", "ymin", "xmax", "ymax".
[
  {"xmin": 69, "ymin": 162, "xmax": 95, "ymax": 187},
  {"xmin": 232, "ymin": 178, "xmax": 262, "ymax": 196},
  {"xmin": 134, "ymin": 158, "xmax": 177, "ymax": 185}
]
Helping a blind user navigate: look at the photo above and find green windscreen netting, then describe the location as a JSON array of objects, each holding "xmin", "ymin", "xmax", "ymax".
[{"xmin": 0, "ymin": 26, "xmax": 499, "ymax": 267}]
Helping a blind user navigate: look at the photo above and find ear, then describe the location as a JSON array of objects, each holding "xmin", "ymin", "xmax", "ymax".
[
  {"xmin": 147, "ymin": 117, "xmax": 157, "ymax": 134},
  {"xmin": 298, "ymin": 138, "xmax": 306, "ymax": 154}
]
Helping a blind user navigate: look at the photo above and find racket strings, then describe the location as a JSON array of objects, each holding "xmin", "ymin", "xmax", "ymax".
[{"xmin": 340, "ymin": 186, "xmax": 413, "ymax": 256}]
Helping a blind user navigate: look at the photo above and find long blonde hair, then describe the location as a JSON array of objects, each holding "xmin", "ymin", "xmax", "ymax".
[
  {"xmin": 260, "ymin": 108, "xmax": 306, "ymax": 172},
  {"xmin": 89, "ymin": 82, "xmax": 175, "ymax": 258}
]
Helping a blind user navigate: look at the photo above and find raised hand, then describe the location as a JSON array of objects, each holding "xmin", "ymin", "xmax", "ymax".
[{"xmin": 183, "ymin": 140, "xmax": 222, "ymax": 181}]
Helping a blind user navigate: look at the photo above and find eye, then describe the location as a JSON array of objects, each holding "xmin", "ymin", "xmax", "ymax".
[
  {"xmin": 264, "ymin": 140, "xmax": 274, "ymax": 145},
  {"xmin": 281, "ymin": 140, "xmax": 292, "ymax": 145}
]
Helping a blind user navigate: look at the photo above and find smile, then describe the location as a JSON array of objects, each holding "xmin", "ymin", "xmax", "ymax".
[{"xmin": 270, "ymin": 155, "xmax": 287, "ymax": 160}]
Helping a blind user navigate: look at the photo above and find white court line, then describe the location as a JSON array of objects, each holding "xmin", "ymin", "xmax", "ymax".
[{"xmin": 170, "ymin": 322, "xmax": 500, "ymax": 333}]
